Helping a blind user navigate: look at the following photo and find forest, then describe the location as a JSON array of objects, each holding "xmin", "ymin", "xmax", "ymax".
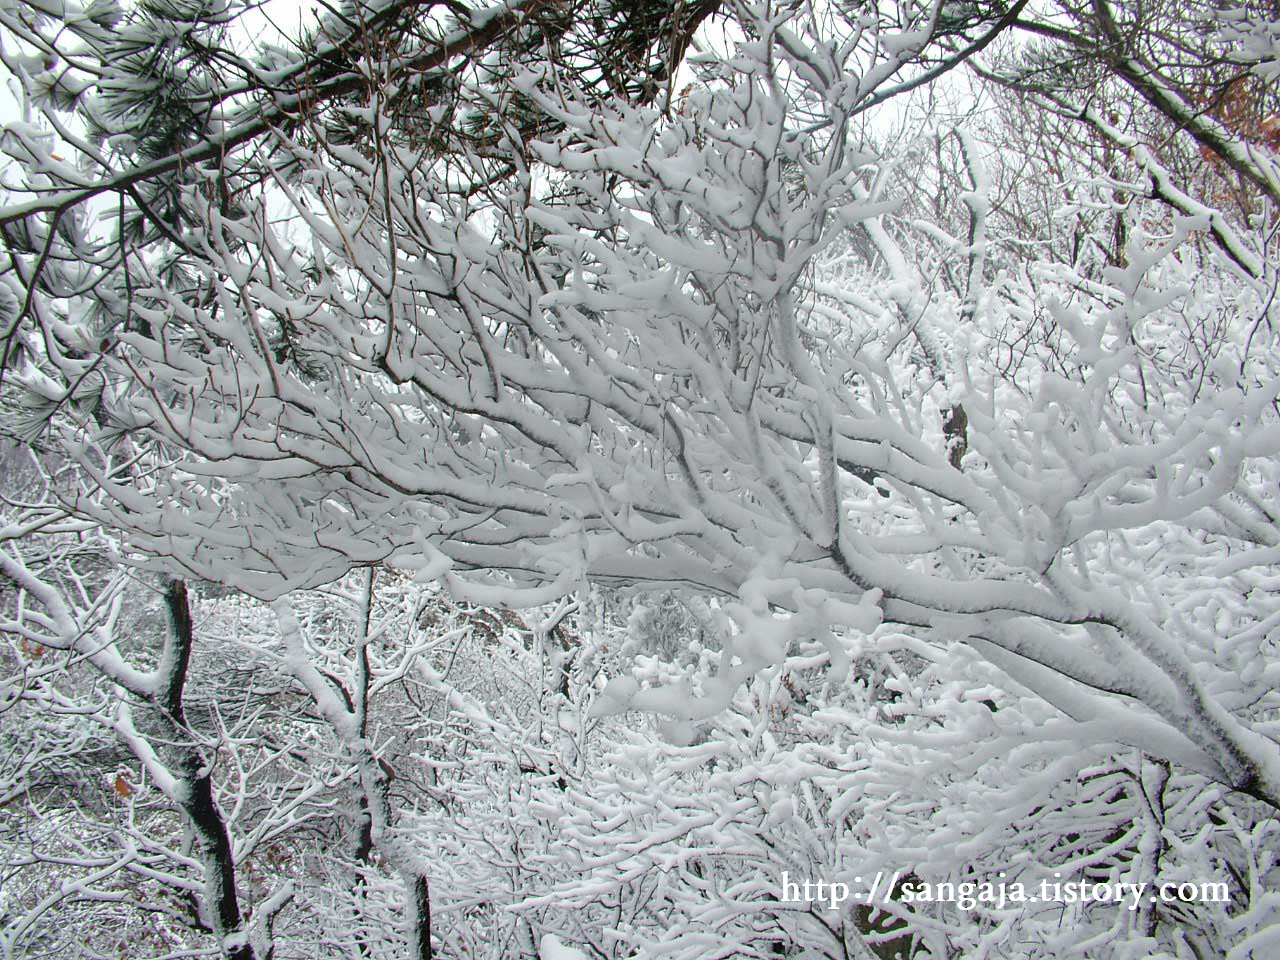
[{"xmin": 0, "ymin": 0, "xmax": 1278, "ymax": 957}]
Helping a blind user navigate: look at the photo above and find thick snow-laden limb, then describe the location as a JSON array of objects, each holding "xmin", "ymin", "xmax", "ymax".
[
  {"xmin": 539, "ymin": 934, "xmax": 591, "ymax": 960},
  {"xmin": 0, "ymin": 545, "xmax": 154, "ymax": 698}
]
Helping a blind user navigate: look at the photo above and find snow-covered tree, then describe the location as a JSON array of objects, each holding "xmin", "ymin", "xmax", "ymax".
[{"xmin": 2, "ymin": 0, "xmax": 1280, "ymax": 956}]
